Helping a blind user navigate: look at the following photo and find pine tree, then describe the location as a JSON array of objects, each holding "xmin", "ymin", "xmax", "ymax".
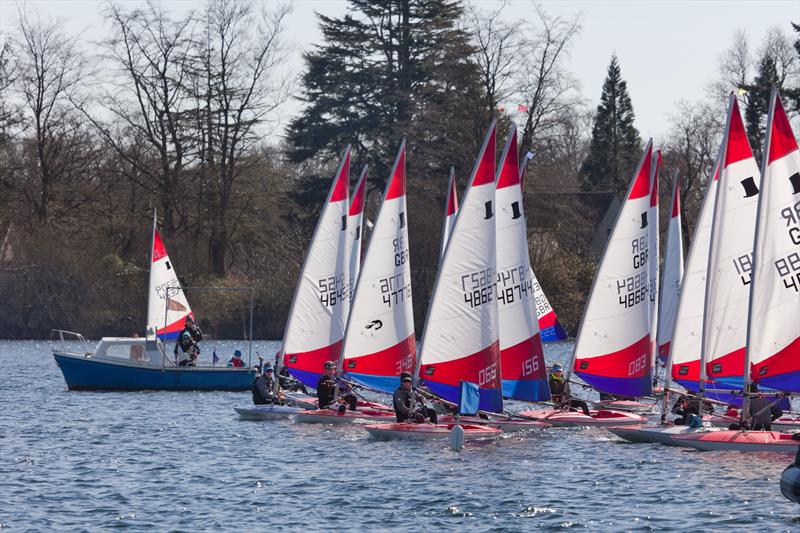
[
  {"xmin": 579, "ymin": 55, "xmax": 642, "ymax": 195},
  {"xmin": 286, "ymin": 0, "xmax": 486, "ymax": 192},
  {"xmin": 744, "ymin": 53, "xmax": 780, "ymax": 164}
]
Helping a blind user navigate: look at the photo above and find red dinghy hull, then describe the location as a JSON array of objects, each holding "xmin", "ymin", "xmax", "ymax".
[
  {"xmin": 593, "ymin": 400, "xmax": 653, "ymax": 413},
  {"xmin": 518, "ymin": 409, "xmax": 645, "ymax": 427},
  {"xmin": 672, "ymin": 430, "xmax": 800, "ymax": 453},
  {"xmin": 437, "ymin": 415, "xmax": 549, "ymax": 432},
  {"xmin": 773, "ymin": 418, "xmax": 800, "ymax": 432},
  {"xmin": 294, "ymin": 408, "xmax": 395, "ymax": 424},
  {"xmin": 363, "ymin": 422, "xmax": 501, "ymax": 441},
  {"xmin": 283, "ymin": 393, "xmax": 392, "ymax": 412}
]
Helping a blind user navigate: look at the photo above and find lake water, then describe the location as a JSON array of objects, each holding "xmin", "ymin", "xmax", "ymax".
[{"xmin": 1, "ymin": 339, "xmax": 798, "ymax": 531}]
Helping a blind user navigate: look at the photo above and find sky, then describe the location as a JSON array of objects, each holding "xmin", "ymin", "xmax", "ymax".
[{"xmin": 2, "ymin": 0, "xmax": 798, "ymax": 142}]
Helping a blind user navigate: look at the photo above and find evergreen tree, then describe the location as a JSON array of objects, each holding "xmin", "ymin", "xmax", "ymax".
[
  {"xmin": 744, "ymin": 53, "xmax": 780, "ymax": 164},
  {"xmin": 286, "ymin": 0, "xmax": 486, "ymax": 192},
  {"xmin": 579, "ymin": 55, "xmax": 642, "ymax": 195}
]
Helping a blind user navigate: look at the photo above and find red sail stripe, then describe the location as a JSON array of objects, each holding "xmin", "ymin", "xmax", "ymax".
[
  {"xmin": 768, "ymin": 93, "xmax": 799, "ymax": 165},
  {"xmin": 421, "ymin": 341, "xmax": 501, "ymax": 388},
  {"xmin": 343, "ymin": 334, "xmax": 416, "ymax": 376},
  {"xmin": 629, "ymin": 144, "xmax": 652, "ymax": 200},
  {"xmin": 752, "ymin": 337, "xmax": 800, "ymax": 383},
  {"xmin": 574, "ymin": 334, "xmax": 651, "ymax": 379},
  {"xmin": 349, "ymin": 167, "xmax": 367, "ymax": 216},
  {"xmin": 152, "ymin": 231, "xmax": 167, "ymax": 263},
  {"xmin": 724, "ymin": 97, "xmax": 753, "ymax": 168},
  {"xmin": 496, "ymin": 127, "xmax": 520, "ymax": 190},
  {"xmin": 471, "ymin": 125, "xmax": 497, "ymax": 186},
  {"xmin": 330, "ymin": 150, "xmax": 350, "ymax": 203},
  {"xmin": 499, "ymin": 334, "xmax": 546, "ymax": 381},
  {"xmin": 385, "ymin": 144, "xmax": 406, "ymax": 200}
]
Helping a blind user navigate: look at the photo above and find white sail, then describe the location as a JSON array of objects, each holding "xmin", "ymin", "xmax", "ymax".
[
  {"xmin": 747, "ymin": 90, "xmax": 800, "ymax": 391},
  {"xmin": 348, "ymin": 165, "xmax": 367, "ymax": 300},
  {"xmin": 657, "ymin": 174, "xmax": 684, "ymax": 364},
  {"xmin": 341, "ymin": 142, "xmax": 415, "ymax": 393},
  {"xmin": 702, "ymin": 94, "xmax": 761, "ymax": 389},
  {"xmin": 282, "ymin": 148, "xmax": 350, "ymax": 387},
  {"xmin": 648, "ymin": 150, "xmax": 661, "ymax": 368},
  {"xmin": 495, "ymin": 125, "xmax": 548, "ymax": 401},
  {"xmin": 440, "ymin": 167, "xmax": 458, "ymax": 259},
  {"xmin": 670, "ymin": 152, "xmax": 721, "ymax": 390},
  {"xmin": 572, "ymin": 140, "xmax": 653, "ymax": 398},
  {"xmin": 418, "ymin": 122, "xmax": 503, "ymax": 413},
  {"xmin": 146, "ymin": 211, "xmax": 193, "ymax": 340}
]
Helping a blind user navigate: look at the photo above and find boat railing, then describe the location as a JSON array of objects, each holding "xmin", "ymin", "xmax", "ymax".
[{"xmin": 50, "ymin": 329, "xmax": 91, "ymax": 355}]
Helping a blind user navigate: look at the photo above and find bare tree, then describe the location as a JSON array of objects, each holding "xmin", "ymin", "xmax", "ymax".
[
  {"xmin": 465, "ymin": 1, "xmax": 522, "ymax": 114},
  {"xmin": 190, "ymin": 0, "xmax": 292, "ymax": 276},
  {"xmin": 78, "ymin": 1, "xmax": 196, "ymax": 235},
  {"xmin": 15, "ymin": 9, "xmax": 86, "ymax": 224},
  {"xmin": 661, "ymin": 100, "xmax": 723, "ymax": 238},
  {"xmin": 516, "ymin": 6, "xmax": 582, "ymax": 159}
]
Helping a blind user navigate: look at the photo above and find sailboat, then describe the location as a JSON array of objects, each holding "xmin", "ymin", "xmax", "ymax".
[
  {"xmin": 52, "ymin": 210, "xmax": 255, "ymax": 391},
  {"xmin": 281, "ymin": 148, "xmax": 352, "ymax": 388},
  {"xmin": 495, "ymin": 124, "xmax": 549, "ymax": 402},
  {"xmin": 657, "ymin": 175, "xmax": 684, "ymax": 365},
  {"xmin": 520, "ymin": 142, "xmax": 659, "ymax": 426},
  {"xmin": 519, "ymin": 158, "xmax": 569, "ymax": 342},
  {"xmin": 441, "ymin": 167, "xmax": 458, "ymax": 259},
  {"xmin": 348, "ymin": 165, "xmax": 368, "ymax": 299},
  {"xmin": 340, "ymin": 142, "xmax": 416, "ymax": 392},
  {"xmin": 363, "ymin": 122, "xmax": 508, "ymax": 440},
  {"xmin": 674, "ymin": 91, "xmax": 800, "ymax": 453}
]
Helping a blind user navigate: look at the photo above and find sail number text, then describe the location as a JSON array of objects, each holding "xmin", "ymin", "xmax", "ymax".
[
  {"xmin": 495, "ymin": 265, "xmax": 533, "ymax": 305},
  {"xmin": 379, "ymin": 271, "xmax": 412, "ymax": 308},
  {"xmin": 461, "ymin": 267, "xmax": 496, "ymax": 308},
  {"xmin": 616, "ymin": 271, "xmax": 648, "ymax": 309},
  {"xmin": 318, "ymin": 273, "xmax": 347, "ymax": 307}
]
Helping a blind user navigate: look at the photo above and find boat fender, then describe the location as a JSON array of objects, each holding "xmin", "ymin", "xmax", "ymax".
[{"xmin": 450, "ymin": 424, "xmax": 465, "ymax": 451}]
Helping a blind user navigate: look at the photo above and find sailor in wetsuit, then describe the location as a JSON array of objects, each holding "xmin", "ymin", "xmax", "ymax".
[
  {"xmin": 548, "ymin": 364, "xmax": 590, "ymax": 416},
  {"xmin": 252, "ymin": 365, "xmax": 283, "ymax": 405},
  {"xmin": 174, "ymin": 316, "xmax": 202, "ymax": 366},
  {"xmin": 316, "ymin": 361, "xmax": 356, "ymax": 412},
  {"xmin": 392, "ymin": 372, "xmax": 437, "ymax": 423}
]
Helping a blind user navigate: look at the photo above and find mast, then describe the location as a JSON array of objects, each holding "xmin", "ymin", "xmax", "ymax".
[
  {"xmin": 699, "ymin": 96, "xmax": 735, "ymax": 409},
  {"xmin": 147, "ymin": 208, "xmax": 157, "ymax": 339},
  {"xmin": 742, "ymin": 88, "xmax": 777, "ymax": 425}
]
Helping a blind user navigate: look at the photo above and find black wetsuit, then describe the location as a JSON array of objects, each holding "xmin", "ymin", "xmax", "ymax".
[
  {"xmin": 174, "ymin": 324, "xmax": 203, "ymax": 365},
  {"xmin": 316, "ymin": 374, "xmax": 337, "ymax": 409},
  {"xmin": 392, "ymin": 386, "xmax": 437, "ymax": 423},
  {"xmin": 549, "ymin": 374, "xmax": 590, "ymax": 416},
  {"xmin": 252, "ymin": 375, "xmax": 277, "ymax": 405}
]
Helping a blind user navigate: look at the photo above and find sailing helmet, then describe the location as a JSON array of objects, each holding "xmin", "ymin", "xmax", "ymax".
[
  {"xmin": 234, "ymin": 349, "xmax": 242, "ymax": 358},
  {"xmin": 551, "ymin": 363, "xmax": 563, "ymax": 372},
  {"xmin": 400, "ymin": 372, "xmax": 413, "ymax": 382},
  {"xmin": 263, "ymin": 364, "xmax": 273, "ymax": 373},
  {"xmin": 324, "ymin": 361, "xmax": 336, "ymax": 369}
]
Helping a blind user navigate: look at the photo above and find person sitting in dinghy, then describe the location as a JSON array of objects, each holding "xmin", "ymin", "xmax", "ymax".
[
  {"xmin": 252, "ymin": 365, "xmax": 284, "ymax": 405},
  {"xmin": 393, "ymin": 372, "xmax": 437, "ymax": 424},
  {"xmin": 548, "ymin": 364, "xmax": 590, "ymax": 416},
  {"xmin": 316, "ymin": 361, "xmax": 356, "ymax": 413},
  {"xmin": 174, "ymin": 316, "xmax": 203, "ymax": 366}
]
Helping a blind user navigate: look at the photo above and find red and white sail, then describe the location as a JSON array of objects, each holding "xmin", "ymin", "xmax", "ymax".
[
  {"xmin": 648, "ymin": 150, "xmax": 661, "ymax": 367},
  {"xmin": 657, "ymin": 174, "xmax": 684, "ymax": 364},
  {"xmin": 441, "ymin": 167, "xmax": 458, "ymax": 259},
  {"xmin": 341, "ymin": 143, "xmax": 415, "ymax": 394},
  {"xmin": 418, "ymin": 122, "xmax": 503, "ymax": 413},
  {"xmin": 572, "ymin": 140, "xmax": 653, "ymax": 398},
  {"xmin": 147, "ymin": 212, "xmax": 193, "ymax": 340},
  {"xmin": 495, "ymin": 125, "xmax": 549, "ymax": 401},
  {"xmin": 282, "ymin": 148, "xmax": 350, "ymax": 387},
  {"xmin": 348, "ymin": 165, "xmax": 367, "ymax": 299},
  {"xmin": 670, "ymin": 153, "xmax": 721, "ymax": 391},
  {"xmin": 747, "ymin": 90, "xmax": 800, "ymax": 391},
  {"xmin": 702, "ymin": 94, "xmax": 761, "ymax": 389},
  {"xmin": 520, "ymin": 158, "xmax": 568, "ymax": 342}
]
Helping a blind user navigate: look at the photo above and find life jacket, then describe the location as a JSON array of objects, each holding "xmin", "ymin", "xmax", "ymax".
[{"xmin": 229, "ymin": 357, "xmax": 245, "ymax": 368}]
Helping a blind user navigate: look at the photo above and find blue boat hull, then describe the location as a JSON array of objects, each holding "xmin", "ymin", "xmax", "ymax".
[{"xmin": 53, "ymin": 352, "xmax": 255, "ymax": 391}]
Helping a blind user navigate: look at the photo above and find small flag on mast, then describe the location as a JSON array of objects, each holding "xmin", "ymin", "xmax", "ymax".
[
  {"xmin": 517, "ymin": 104, "xmax": 529, "ymax": 113},
  {"xmin": 212, "ymin": 347, "xmax": 219, "ymax": 366}
]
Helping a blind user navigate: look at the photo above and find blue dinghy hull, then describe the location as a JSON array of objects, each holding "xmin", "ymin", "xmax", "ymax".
[{"xmin": 53, "ymin": 352, "xmax": 255, "ymax": 391}]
